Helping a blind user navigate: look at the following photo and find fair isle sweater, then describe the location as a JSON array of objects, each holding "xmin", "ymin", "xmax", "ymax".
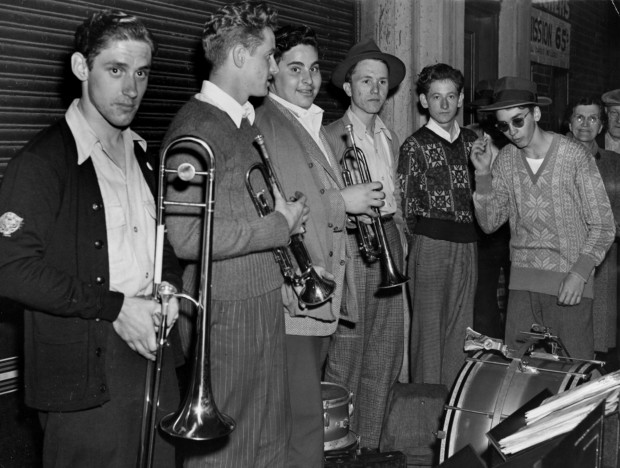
[
  {"xmin": 474, "ymin": 133, "xmax": 615, "ymax": 298},
  {"xmin": 398, "ymin": 126, "xmax": 478, "ymax": 243}
]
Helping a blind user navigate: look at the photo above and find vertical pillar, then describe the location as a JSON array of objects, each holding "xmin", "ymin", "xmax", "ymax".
[
  {"xmin": 358, "ymin": 0, "xmax": 414, "ymax": 143},
  {"xmin": 358, "ymin": 0, "xmax": 466, "ymax": 137},
  {"xmin": 498, "ymin": 0, "xmax": 531, "ymax": 78}
]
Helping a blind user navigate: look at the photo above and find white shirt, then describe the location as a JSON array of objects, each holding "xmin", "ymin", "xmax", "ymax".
[
  {"xmin": 426, "ymin": 118, "xmax": 461, "ymax": 143},
  {"xmin": 195, "ymin": 80, "xmax": 255, "ymax": 128},
  {"xmin": 346, "ymin": 108, "xmax": 397, "ymax": 216},
  {"xmin": 65, "ymin": 99, "xmax": 154, "ymax": 298},
  {"xmin": 268, "ymin": 92, "xmax": 330, "ymax": 158}
]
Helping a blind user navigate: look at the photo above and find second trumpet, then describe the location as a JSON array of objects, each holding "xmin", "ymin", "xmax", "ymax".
[
  {"xmin": 341, "ymin": 124, "xmax": 409, "ymax": 289},
  {"xmin": 246, "ymin": 134, "xmax": 336, "ymax": 306}
]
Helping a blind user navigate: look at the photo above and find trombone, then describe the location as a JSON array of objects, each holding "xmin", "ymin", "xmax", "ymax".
[
  {"xmin": 245, "ymin": 134, "xmax": 336, "ymax": 306},
  {"xmin": 341, "ymin": 124, "xmax": 409, "ymax": 289},
  {"xmin": 138, "ymin": 135, "xmax": 235, "ymax": 468}
]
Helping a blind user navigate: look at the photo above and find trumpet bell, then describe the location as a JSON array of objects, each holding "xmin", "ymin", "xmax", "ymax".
[
  {"xmin": 378, "ymin": 268, "xmax": 409, "ymax": 289},
  {"xmin": 299, "ymin": 270, "xmax": 336, "ymax": 306}
]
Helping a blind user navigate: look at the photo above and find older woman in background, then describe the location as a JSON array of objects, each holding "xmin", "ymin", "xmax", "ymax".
[{"xmin": 567, "ymin": 97, "xmax": 620, "ymax": 363}]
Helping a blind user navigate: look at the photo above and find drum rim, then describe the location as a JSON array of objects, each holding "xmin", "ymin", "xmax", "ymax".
[
  {"xmin": 439, "ymin": 349, "xmax": 602, "ymax": 463},
  {"xmin": 321, "ymin": 381, "xmax": 352, "ymax": 408},
  {"xmin": 323, "ymin": 430, "xmax": 358, "ymax": 452}
]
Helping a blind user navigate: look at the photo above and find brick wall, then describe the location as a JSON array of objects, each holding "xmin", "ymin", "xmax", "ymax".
[
  {"xmin": 531, "ymin": 1, "xmax": 619, "ymax": 132},
  {"xmin": 568, "ymin": 1, "xmax": 611, "ymax": 99}
]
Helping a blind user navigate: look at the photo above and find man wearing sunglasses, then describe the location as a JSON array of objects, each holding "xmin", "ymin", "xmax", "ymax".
[
  {"xmin": 601, "ymin": 89, "xmax": 620, "ymax": 154},
  {"xmin": 470, "ymin": 76, "xmax": 615, "ymax": 360}
]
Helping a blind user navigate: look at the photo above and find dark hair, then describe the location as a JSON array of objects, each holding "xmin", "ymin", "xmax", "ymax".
[
  {"xmin": 202, "ymin": 2, "xmax": 278, "ymax": 70},
  {"xmin": 563, "ymin": 96, "xmax": 606, "ymax": 129},
  {"xmin": 75, "ymin": 9, "xmax": 157, "ymax": 69},
  {"xmin": 416, "ymin": 63, "xmax": 464, "ymax": 96},
  {"xmin": 344, "ymin": 58, "xmax": 388, "ymax": 84},
  {"xmin": 273, "ymin": 24, "xmax": 319, "ymax": 62}
]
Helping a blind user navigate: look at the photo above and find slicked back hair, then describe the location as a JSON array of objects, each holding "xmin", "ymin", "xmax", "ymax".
[
  {"xmin": 273, "ymin": 24, "xmax": 319, "ymax": 63},
  {"xmin": 75, "ymin": 9, "xmax": 157, "ymax": 69},
  {"xmin": 416, "ymin": 63, "xmax": 465, "ymax": 96},
  {"xmin": 202, "ymin": 2, "xmax": 278, "ymax": 71}
]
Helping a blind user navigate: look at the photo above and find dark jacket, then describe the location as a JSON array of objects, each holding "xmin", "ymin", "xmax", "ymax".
[{"xmin": 0, "ymin": 119, "xmax": 182, "ymax": 411}]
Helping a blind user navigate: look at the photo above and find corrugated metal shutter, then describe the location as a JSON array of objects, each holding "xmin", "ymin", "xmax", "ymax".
[{"xmin": 0, "ymin": 0, "xmax": 356, "ymax": 179}]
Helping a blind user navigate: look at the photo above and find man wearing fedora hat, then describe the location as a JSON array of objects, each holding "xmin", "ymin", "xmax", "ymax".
[
  {"xmin": 601, "ymin": 89, "xmax": 620, "ymax": 154},
  {"xmin": 323, "ymin": 38, "xmax": 407, "ymax": 449},
  {"xmin": 397, "ymin": 63, "xmax": 480, "ymax": 390},
  {"xmin": 471, "ymin": 76, "xmax": 615, "ymax": 359}
]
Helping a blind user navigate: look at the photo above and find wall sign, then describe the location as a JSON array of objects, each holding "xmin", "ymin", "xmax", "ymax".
[{"xmin": 530, "ymin": 8, "xmax": 571, "ymax": 69}]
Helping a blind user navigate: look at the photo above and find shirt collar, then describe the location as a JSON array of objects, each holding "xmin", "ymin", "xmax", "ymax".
[
  {"xmin": 195, "ymin": 80, "xmax": 255, "ymax": 128},
  {"xmin": 269, "ymin": 92, "xmax": 324, "ymax": 131},
  {"xmin": 269, "ymin": 92, "xmax": 324, "ymax": 120},
  {"xmin": 426, "ymin": 117, "xmax": 461, "ymax": 143},
  {"xmin": 65, "ymin": 99, "xmax": 146, "ymax": 165},
  {"xmin": 346, "ymin": 108, "xmax": 393, "ymax": 142}
]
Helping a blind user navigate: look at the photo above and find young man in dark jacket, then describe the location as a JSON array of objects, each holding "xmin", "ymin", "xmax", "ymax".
[{"xmin": 0, "ymin": 10, "xmax": 182, "ymax": 467}]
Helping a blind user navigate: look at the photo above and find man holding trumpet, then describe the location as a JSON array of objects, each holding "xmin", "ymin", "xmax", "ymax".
[
  {"xmin": 323, "ymin": 39, "xmax": 407, "ymax": 450},
  {"xmin": 254, "ymin": 25, "xmax": 386, "ymax": 466},
  {"xmin": 0, "ymin": 10, "xmax": 183, "ymax": 467}
]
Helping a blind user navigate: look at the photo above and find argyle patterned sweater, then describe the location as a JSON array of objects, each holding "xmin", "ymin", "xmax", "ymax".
[{"xmin": 474, "ymin": 133, "xmax": 615, "ymax": 298}]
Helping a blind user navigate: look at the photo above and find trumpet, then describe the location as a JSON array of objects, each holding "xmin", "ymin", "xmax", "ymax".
[
  {"xmin": 138, "ymin": 136, "xmax": 235, "ymax": 468},
  {"xmin": 245, "ymin": 134, "xmax": 336, "ymax": 306},
  {"xmin": 341, "ymin": 124, "xmax": 409, "ymax": 289}
]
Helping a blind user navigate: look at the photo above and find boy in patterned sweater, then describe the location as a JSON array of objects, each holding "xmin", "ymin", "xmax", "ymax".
[
  {"xmin": 471, "ymin": 76, "xmax": 615, "ymax": 359},
  {"xmin": 398, "ymin": 63, "xmax": 480, "ymax": 389}
]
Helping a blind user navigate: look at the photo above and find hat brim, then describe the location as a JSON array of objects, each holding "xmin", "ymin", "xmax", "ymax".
[
  {"xmin": 331, "ymin": 51, "xmax": 406, "ymax": 90},
  {"xmin": 479, "ymin": 97, "xmax": 552, "ymax": 111},
  {"xmin": 466, "ymin": 97, "xmax": 493, "ymax": 110}
]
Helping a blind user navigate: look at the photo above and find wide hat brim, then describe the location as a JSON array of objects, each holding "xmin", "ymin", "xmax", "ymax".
[
  {"xmin": 331, "ymin": 42, "xmax": 406, "ymax": 90},
  {"xmin": 479, "ymin": 77, "xmax": 552, "ymax": 111},
  {"xmin": 479, "ymin": 95, "xmax": 552, "ymax": 111}
]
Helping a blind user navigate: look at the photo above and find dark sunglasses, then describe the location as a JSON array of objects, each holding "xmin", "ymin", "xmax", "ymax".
[{"xmin": 495, "ymin": 110, "xmax": 531, "ymax": 133}]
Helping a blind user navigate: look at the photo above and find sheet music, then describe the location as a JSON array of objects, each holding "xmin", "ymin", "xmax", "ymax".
[{"xmin": 497, "ymin": 370, "xmax": 620, "ymax": 455}]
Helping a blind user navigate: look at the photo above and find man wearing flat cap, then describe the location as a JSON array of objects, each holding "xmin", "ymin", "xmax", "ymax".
[
  {"xmin": 471, "ymin": 76, "xmax": 615, "ymax": 359},
  {"xmin": 601, "ymin": 89, "xmax": 620, "ymax": 154},
  {"xmin": 323, "ymin": 38, "xmax": 407, "ymax": 449}
]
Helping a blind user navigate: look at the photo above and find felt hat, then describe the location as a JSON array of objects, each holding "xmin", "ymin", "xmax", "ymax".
[
  {"xmin": 467, "ymin": 79, "xmax": 495, "ymax": 109},
  {"xmin": 602, "ymin": 89, "xmax": 620, "ymax": 106},
  {"xmin": 479, "ymin": 76, "xmax": 552, "ymax": 111},
  {"xmin": 331, "ymin": 38, "xmax": 406, "ymax": 90}
]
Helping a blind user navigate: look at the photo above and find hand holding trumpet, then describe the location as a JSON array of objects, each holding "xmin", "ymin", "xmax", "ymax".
[
  {"xmin": 341, "ymin": 181, "xmax": 385, "ymax": 218},
  {"xmin": 274, "ymin": 186, "xmax": 310, "ymax": 235}
]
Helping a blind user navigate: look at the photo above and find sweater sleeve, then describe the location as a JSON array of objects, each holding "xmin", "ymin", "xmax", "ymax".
[
  {"xmin": 472, "ymin": 151, "xmax": 511, "ymax": 234},
  {"xmin": 0, "ymin": 150, "xmax": 124, "ymax": 321},
  {"xmin": 397, "ymin": 135, "xmax": 422, "ymax": 235},
  {"xmin": 163, "ymin": 151, "xmax": 290, "ymax": 262}
]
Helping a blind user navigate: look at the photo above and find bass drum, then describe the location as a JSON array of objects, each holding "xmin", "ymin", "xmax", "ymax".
[{"xmin": 439, "ymin": 350, "xmax": 602, "ymax": 462}]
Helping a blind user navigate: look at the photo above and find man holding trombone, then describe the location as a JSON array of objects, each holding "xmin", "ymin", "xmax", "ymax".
[
  {"xmin": 0, "ymin": 10, "xmax": 183, "ymax": 467},
  {"xmin": 163, "ymin": 3, "xmax": 309, "ymax": 467},
  {"xmin": 323, "ymin": 39, "xmax": 407, "ymax": 450}
]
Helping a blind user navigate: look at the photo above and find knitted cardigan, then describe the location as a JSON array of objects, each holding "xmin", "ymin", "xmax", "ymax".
[{"xmin": 474, "ymin": 133, "xmax": 615, "ymax": 298}]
